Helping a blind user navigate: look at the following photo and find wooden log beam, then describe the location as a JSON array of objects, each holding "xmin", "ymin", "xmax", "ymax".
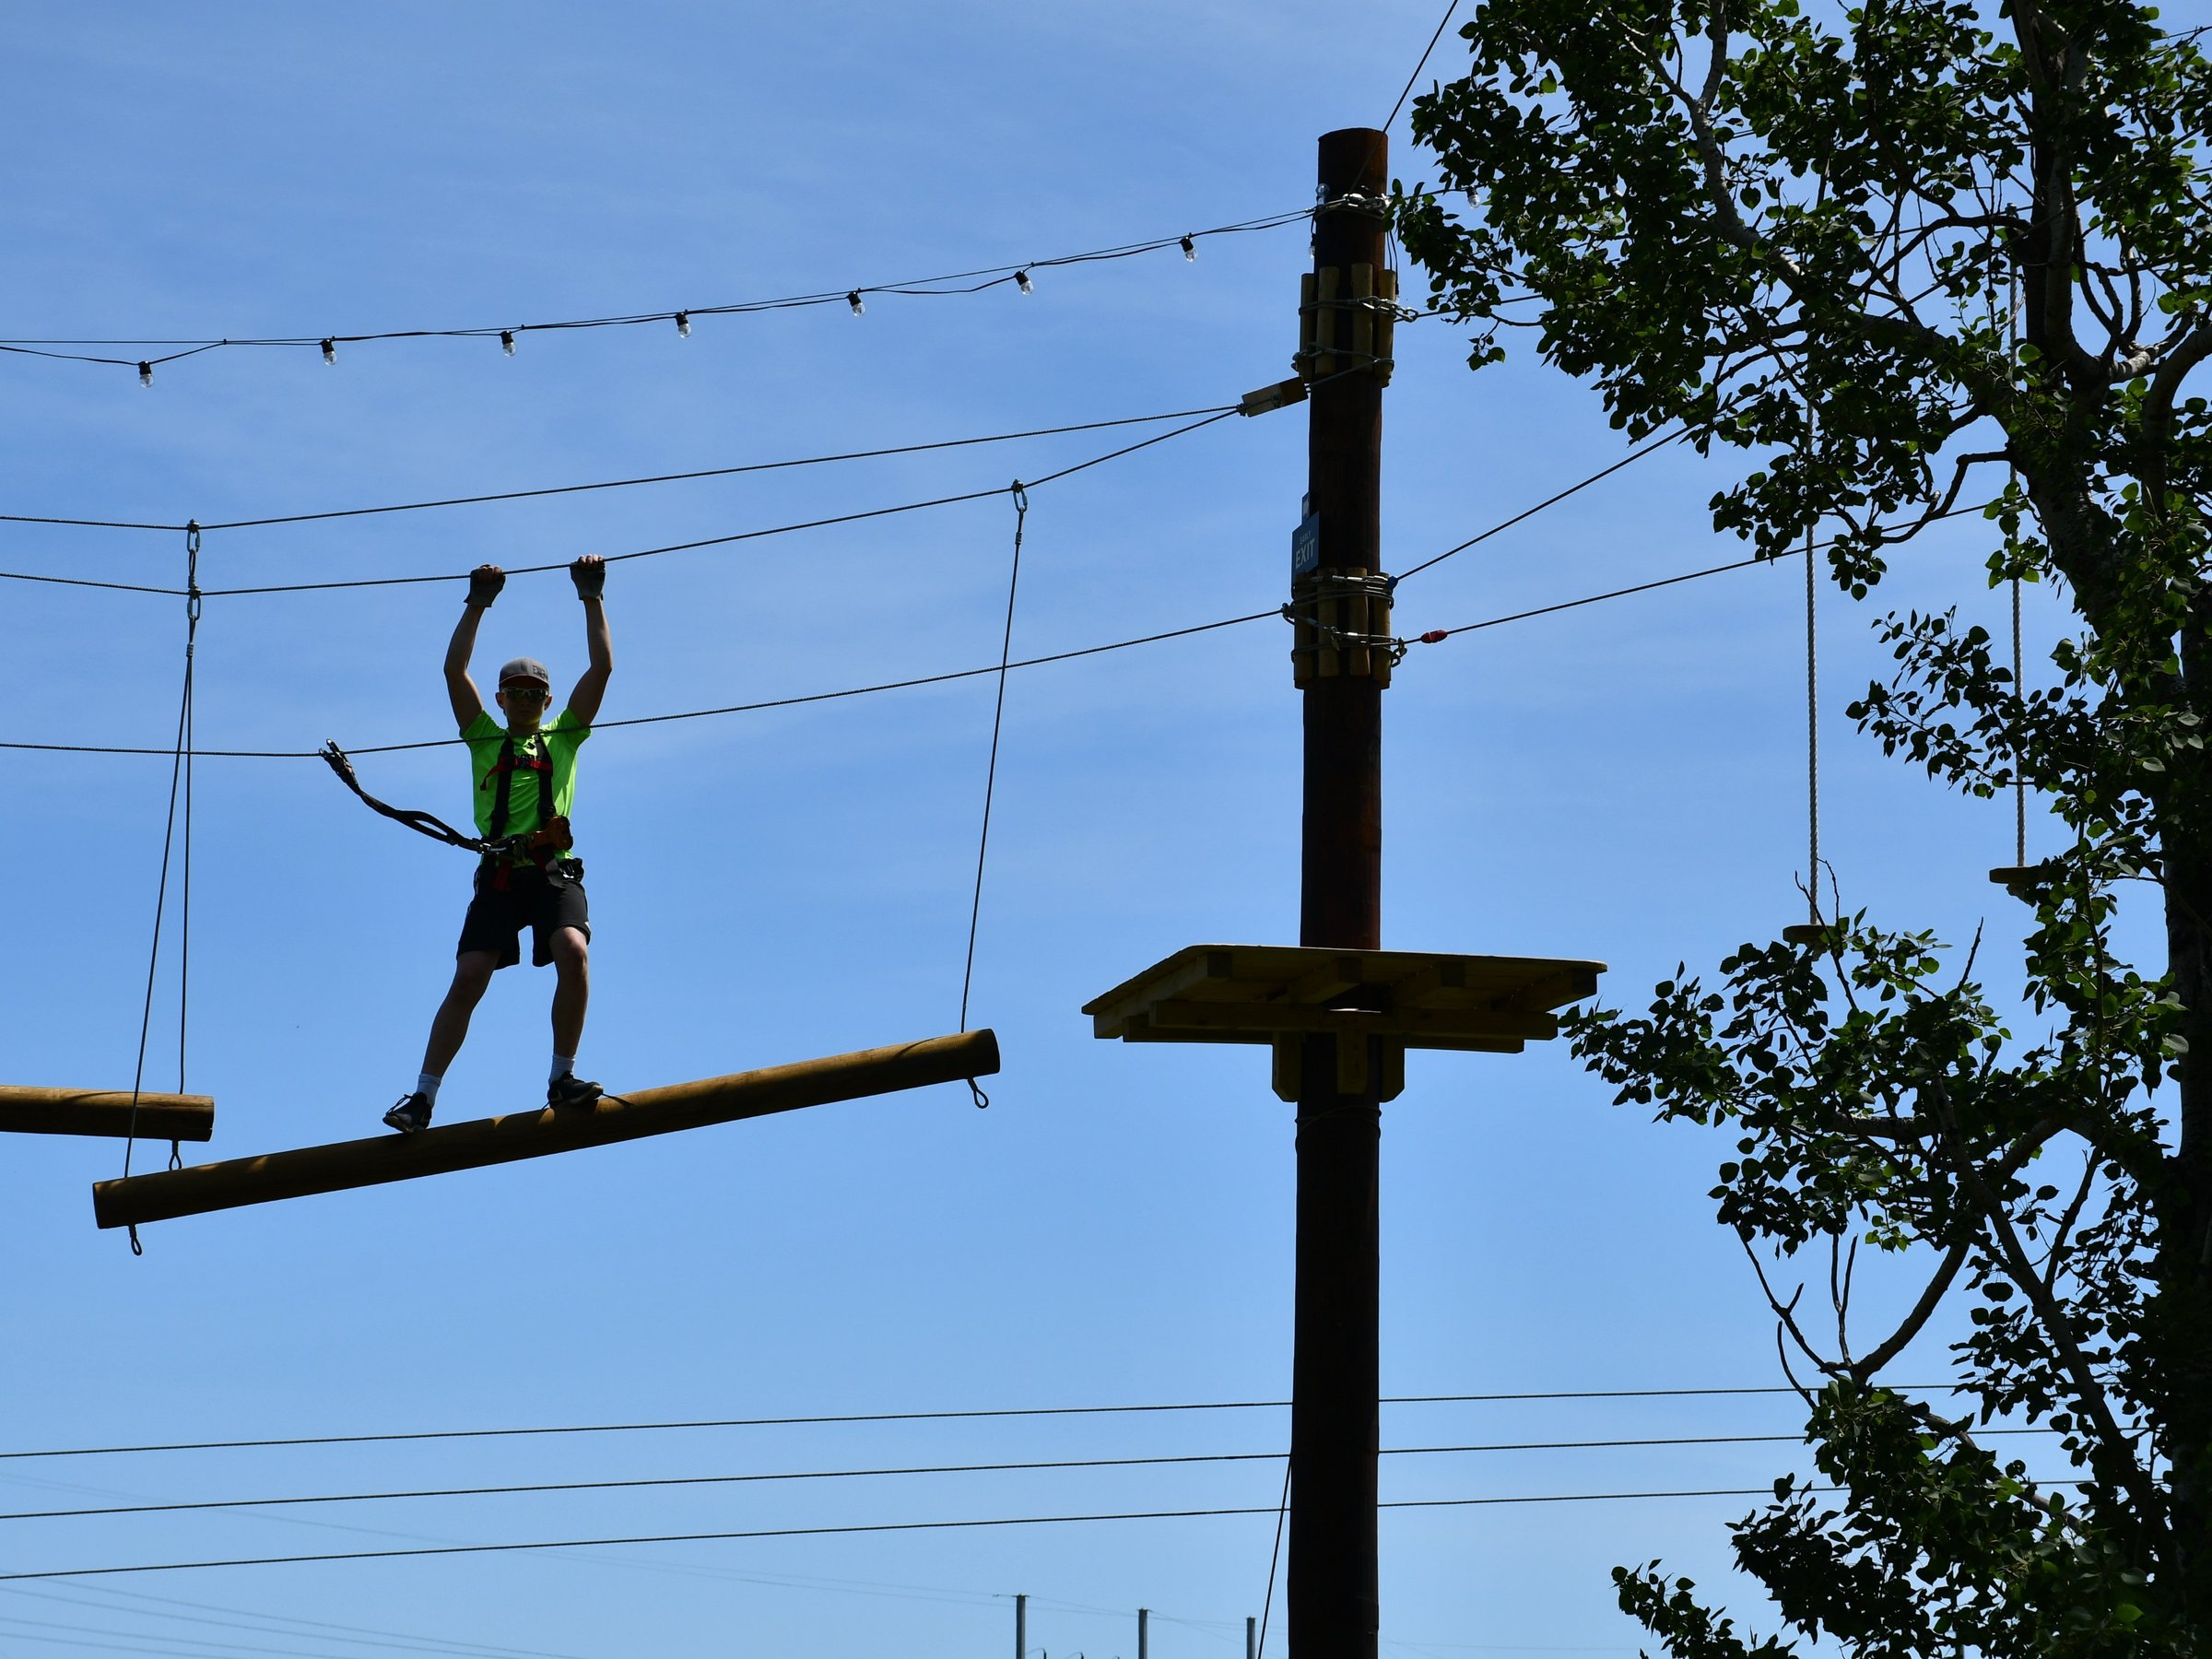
[
  {"xmin": 1142, "ymin": 1000, "xmax": 1559, "ymax": 1042},
  {"xmin": 0, "ymin": 1086, "xmax": 215, "ymax": 1143},
  {"xmin": 92, "ymin": 1029, "xmax": 998, "ymax": 1230}
]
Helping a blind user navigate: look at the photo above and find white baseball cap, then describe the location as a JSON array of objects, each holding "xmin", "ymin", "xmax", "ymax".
[{"xmin": 498, "ymin": 656, "xmax": 551, "ymax": 688}]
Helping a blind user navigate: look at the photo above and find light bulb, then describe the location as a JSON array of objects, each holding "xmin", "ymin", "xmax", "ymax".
[
  {"xmin": 847, "ymin": 290, "xmax": 865, "ymax": 316},
  {"xmin": 675, "ymin": 312, "xmax": 691, "ymax": 337},
  {"xmin": 320, "ymin": 337, "xmax": 335, "ymax": 365},
  {"xmin": 1181, "ymin": 235, "xmax": 1196, "ymax": 261},
  {"xmin": 137, "ymin": 360, "xmax": 152, "ymax": 387},
  {"xmin": 1014, "ymin": 269, "xmax": 1032, "ymax": 295},
  {"xmin": 500, "ymin": 329, "xmax": 516, "ymax": 356}
]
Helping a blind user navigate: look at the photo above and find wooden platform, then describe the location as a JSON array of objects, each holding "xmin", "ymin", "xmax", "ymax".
[
  {"xmin": 1084, "ymin": 946, "xmax": 1603, "ymax": 1100},
  {"xmin": 92, "ymin": 1029, "xmax": 998, "ymax": 1230},
  {"xmin": 0, "ymin": 1086, "xmax": 214, "ymax": 1143}
]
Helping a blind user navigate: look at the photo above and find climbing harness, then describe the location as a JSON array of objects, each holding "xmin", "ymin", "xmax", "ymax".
[
  {"xmin": 478, "ymin": 732, "xmax": 574, "ymax": 884},
  {"xmin": 320, "ymin": 738, "xmax": 572, "ymax": 872},
  {"xmin": 484, "ymin": 734, "xmax": 552, "ymax": 841}
]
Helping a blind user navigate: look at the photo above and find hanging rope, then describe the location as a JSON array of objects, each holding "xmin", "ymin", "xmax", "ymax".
[
  {"xmin": 1255, "ymin": 1455, "xmax": 1290, "ymax": 1659},
  {"xmin": 956, "ymin": 484, "xmax": 1028, "ymax": 1108},
  {"xmin": 2006, "ymin": 271, "xmax": 2030, "ymax": 871},
  {"xmin": 2012, "ymin": 572, "xmax": 2028, "ymax": 865},
  {"xmin": 1804, "ymin": 410, "xmax": 1821, "ymax": 928},
  {"xmin": 121, "ymin": 523, "xmax": 202, "ymax": 1252},
  {"xmin": 174, "ymin": 539, "xmax": 194, "ymax": 1178}
]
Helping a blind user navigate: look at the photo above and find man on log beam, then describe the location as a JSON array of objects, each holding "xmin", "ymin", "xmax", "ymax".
[{"xmin": 385, "ymin": 555, "xmax": 613, "ymax": 1134}]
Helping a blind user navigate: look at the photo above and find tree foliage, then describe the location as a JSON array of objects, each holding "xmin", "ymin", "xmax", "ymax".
[{"xmin": 1403, "ymin": 0, "xmax": 2212, "ymax": 1649}]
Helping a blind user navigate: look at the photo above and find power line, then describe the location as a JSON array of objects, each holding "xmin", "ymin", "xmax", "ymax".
[
  {"xmin": 1416, "ymin": 503, "xmax": 1987, "ymax": 640},
  {"xmin": 180, "ymin": 410, "xmax": 1239, "ymax": 598},
  {"xmin": 1393, "ymin": 426, "xmax": 1687, "ymax": 581},
  {"xmin": 1429, "ymin": 554, "xmax": 1771, "ymax": 636},
  {"xmin": 0, "ymin": 1583, "xmax": 597, "ymax": 1659},
  {"xmin": 0, "ymin": 208, "xmax": 1311, "ymax": 376},
  {"xmin": 0, "ymin": 484, "xmax": 1996, "ymax": 761},
  {"xmin": 0, "ymin": 1602, "xmax": 576, "ymax": 1659},
  {"xmin": 0, "ymin": 1385, "xmax": 1954, "ymax": 1462},
  {"xmin": 0, "ymin": 609, "xmax": 1278, "ymax": 760},
  {"xmin": 0, "ymin": 1626, "xmax": 235, "ymax": 1658},
  {"xmin": 0, "ymin": 405, "xmax": 1240, "ymax": 536},
  {"xmin": 0, "ymin": 570, "xmax": 186, "ymax": 594},
  {"xmin": 0, "ymin": 532, "xmax": 1958, "ymax": 762},
  {"xmin": 0, "ymin": 1430, "xmax": 2058, "ymax": 1524},
  {"xmin": 0, "ymin": 1483, "xmax": 2078, "ymax": 1583},
  {"xmin": 1381, "ymin": 1, "xmax": 1463, "ymax": 135},
  {"xmin": 0, "ymin": 403, "xmax": 1243, "ymax": 611}
]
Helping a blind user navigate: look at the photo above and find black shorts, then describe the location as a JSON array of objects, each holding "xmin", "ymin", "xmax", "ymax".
[{"xmin": 457, "ymin": 861, "xmax": 591, "ymax": 970}]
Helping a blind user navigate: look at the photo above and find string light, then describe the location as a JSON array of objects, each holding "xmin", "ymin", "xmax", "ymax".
[
  {"xmin": 136, "ymin": 361, "xmax": 152, "ymax": 388},
  {"xmin": 1181, "ymin": 235, "xmax": 1197, "ymax": 262},
  {"xmin": 0, "ymin": 208, "xmax": 1322, "ymax": 382},
  {"xmin": 675, "ymin": 312, "xmax": 691, "ymax": 337}
]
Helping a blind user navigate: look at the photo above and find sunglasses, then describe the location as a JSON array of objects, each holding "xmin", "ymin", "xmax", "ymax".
[{"xmin": 500, "ymin": 685, "xmax": 550, "ymax": 702}]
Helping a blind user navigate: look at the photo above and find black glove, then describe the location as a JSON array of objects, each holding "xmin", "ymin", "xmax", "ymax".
[
  {"xmin": 466, "ymin": 565, "xmax": 505, "ymax": 606},
  {"xmin": 570, "ymin": 557, "xmax": 606, "ymax": 600}
]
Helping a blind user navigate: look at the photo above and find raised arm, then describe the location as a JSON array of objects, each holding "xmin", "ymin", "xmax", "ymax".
[
  {"xmin": 446, "ymin": 565, "xmax": 502, "ymax": 729},
  {"xmin": 566, "ymin": 555, "xmax": 612, "ymax": 726}
]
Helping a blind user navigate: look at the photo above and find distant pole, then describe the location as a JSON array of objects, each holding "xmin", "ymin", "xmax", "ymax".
[
  {"xmin": 1248, "ymin": 1616, "xmax": 1258, "ymax": 1659},
  {"xmin": 1289, "ymin": 124, "xmax": 1390, "ymax": 1659},
  {"xmin": 1017, "ymin": 1594, "xmax": 1027, "ymax": 1659},
  {"xmin": 1139, "ymin": 1607, "xmax": 1150, "ymax": 1659}
]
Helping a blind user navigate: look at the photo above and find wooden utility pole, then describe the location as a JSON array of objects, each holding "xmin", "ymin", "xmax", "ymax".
[
  {"xmin": 1291, "ymin": 124, "xmax": 1391, "ymax": 1659},
  {"xmin": 1083, "ymin": 122, "xmax": 1599, "ymax": 1659}
]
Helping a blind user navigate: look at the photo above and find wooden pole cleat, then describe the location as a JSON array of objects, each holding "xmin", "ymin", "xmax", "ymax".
[{"xmin": 1333, "ymin": 1030, "xmax": 1370, "ymax": 1097}]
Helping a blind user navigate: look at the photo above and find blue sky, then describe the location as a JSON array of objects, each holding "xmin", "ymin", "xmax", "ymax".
[{"xmin": 1, "ymin": 3, "xmax": 2180, "ymax": 1656}]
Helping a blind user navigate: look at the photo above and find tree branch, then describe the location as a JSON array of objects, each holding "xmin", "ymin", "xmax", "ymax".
[
  {"xmin": 2141, "ymin": 315, "xmax": 2212, "ymax": 511},
  {"xmin": 2012, "ymin": 0, "xmax": 2107, "ymax": 386},
  {"xmin": 1870, "ymin": 448, "xmax": 2011, "ymax": 547},
  {"xmin": 1849, "ymin": 1238, "xmax": 1971, "ymax": 1380},
  {"xmin": 1934, "ymin": 1088, "xmax": 2161, "ymax": 1513},
  {"xmin": 1892, "ymin": 211, "xmax": 2030, "ymax": 271},
  {"xmin": 2041, "ymin": 1152, "xmax": 2103, "ymax": 1294},
  {"xmin": 1740, "ymin": 1231, "xmax": 1847, "ymax": 1380}
]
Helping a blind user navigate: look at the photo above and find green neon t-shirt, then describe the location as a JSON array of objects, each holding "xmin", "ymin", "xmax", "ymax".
[{"xmin": 462, "ymin": 707, "xmax": 590, "ymax": 841}]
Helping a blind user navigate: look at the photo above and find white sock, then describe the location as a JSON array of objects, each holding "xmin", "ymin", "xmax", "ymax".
[
  {"xmin": 415, "ymin": 1071, "xmax": 442, "ymax": 1105},
  {"xmin": 551, "ymin": 1053, "xmax": 576, "ymax": 1083}
]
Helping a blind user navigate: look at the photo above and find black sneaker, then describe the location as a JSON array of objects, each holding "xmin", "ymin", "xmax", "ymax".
[
  {"xmin": 547, "ymin": 1074, "xmax": 604, "ymax": 1109},
  {"xmin": 383, "ymin": 1093, "xmax": 432, "ymax": 1134}
]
